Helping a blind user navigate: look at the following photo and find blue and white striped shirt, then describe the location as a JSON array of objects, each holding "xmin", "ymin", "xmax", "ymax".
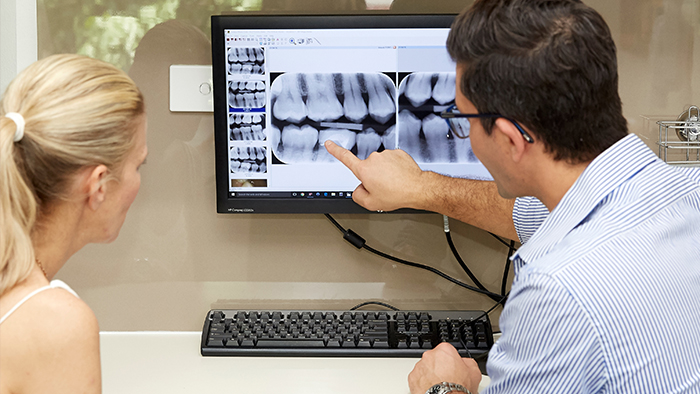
[{"xmin": 484, "ymin": 134, "xmax": 700, "ymax": 393}]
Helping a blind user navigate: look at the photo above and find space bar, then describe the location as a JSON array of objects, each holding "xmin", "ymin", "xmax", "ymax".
[{"xmin": 256, "ymin": 339, "xmax": 326, "ymax": 348}]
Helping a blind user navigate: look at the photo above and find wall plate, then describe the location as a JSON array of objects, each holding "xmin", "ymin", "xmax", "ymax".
[{"xmin": 169, "ymin": 65, "xmax": 213, "ymax": 112}]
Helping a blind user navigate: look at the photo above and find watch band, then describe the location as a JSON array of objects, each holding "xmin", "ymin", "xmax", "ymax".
[{"xmin": 425, "ymin": 381, "xmax": 473, "ymax": 394}]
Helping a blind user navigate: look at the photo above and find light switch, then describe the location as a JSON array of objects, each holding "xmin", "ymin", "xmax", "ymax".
[{"xmin": 169, "ymin": 65, "xmax": 213, "ymax": 112}]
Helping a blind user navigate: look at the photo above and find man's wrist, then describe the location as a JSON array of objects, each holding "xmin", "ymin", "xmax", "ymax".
[
  {"xmin": 413, "ymin": 170, "xmax": 442, "ymax": 211},
  {"xmin": 424, "ymin": 381, "xmax": 473, "ymax": 394}
]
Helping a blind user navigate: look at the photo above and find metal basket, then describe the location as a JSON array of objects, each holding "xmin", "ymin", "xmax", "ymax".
[{"xmin": 657, "ymin": 105, "xmax": 700, "ymax": 166}]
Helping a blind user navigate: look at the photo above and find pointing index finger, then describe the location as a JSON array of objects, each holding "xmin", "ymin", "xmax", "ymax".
[{"xmin": 324, "ymin": 140, "xmax": 362, "ymax": 172}]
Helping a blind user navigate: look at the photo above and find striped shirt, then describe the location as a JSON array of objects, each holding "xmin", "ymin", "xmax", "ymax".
[{"xmin": 484, "ymin": 134, "xmax": 700, "ymax": 393}]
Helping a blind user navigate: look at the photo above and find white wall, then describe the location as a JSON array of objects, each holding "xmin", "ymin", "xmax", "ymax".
[{"xmin": 0, "ymin": 0, "xmax": 37, "ymax": 93}]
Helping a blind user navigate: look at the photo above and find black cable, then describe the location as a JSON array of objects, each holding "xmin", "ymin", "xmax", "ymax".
[
  {"xmin": 362, "ymin": 244, "xmax": 504, "ymax": 302},
  {"xmin": 489, "ymin": 232, "xmax": 513, "ymax": 249},
  {"xmin": 325, "ymin": 214, "xmax": 504, "ymax": 302},
  {"xmin": 445, "ymin": 230, "xmax": 489, "ymax": 292},
  {"xmin": 501, "ymin": 240, "xmax": 515, "ymax": 296},
  {"xmin": 456, "ymin": 293, "xmax": 507, "ymax": 358},
  {"xmin": 468, "ymin": 293, "xmax": 508, "ymax": 323},
  {"xmin": 325, "ymin": 213, "xmax": 345, "ymax": 233},
  {"xmin": 349, "ymin": 301, "xmax": 400, "ymax": 311}
]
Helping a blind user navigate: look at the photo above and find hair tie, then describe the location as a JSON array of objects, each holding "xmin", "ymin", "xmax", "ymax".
[{"xmin": 5, "ymin": 112, "xmax": 26, "ymax": 142}]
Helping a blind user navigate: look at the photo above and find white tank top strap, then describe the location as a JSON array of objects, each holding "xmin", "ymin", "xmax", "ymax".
[
  {"xmin": 48, "ymin": 279, "xmax": 79, "ymax": 298},
  {"xmin": 0, "ymin": 280, "xmax": 79, "ymax": 325}
]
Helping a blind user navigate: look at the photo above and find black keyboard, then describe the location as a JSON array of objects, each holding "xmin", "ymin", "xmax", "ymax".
[{"xmin": 201, "ymin": 309, "xmax": 493, "ymax": 357}]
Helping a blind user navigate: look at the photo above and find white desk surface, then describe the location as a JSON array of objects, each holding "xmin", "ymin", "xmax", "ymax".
[{"xmin": 100, "ymin": 331, "xmax": 490, "ymax": 394}]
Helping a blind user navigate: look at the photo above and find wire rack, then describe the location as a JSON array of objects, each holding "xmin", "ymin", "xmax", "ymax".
[{"xmin": 656, "ymin": 106, "xmax": 700, "ymax": 166}]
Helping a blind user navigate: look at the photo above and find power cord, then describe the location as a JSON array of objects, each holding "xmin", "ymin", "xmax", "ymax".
[
  {"xmin": 501, "ymin": 240, "xmax": 515, "ymax": 296},
  {"xmin": 456, "ymin": 293, "xmax": 508, "ymax": 359},
  {"xmin": 442, "ymin": 216, "xmax": 517, "ymax": 298},
  {"xmin": 350, "ymin": 301, "xmax": 400, "ymax": 311},
  {"xmin": 325, "ymin": 214, "xmax": 504, "ymax": 302},
  {"xmin": 443, "ymin": 216, "xmax": 490, "ymax": 293}
]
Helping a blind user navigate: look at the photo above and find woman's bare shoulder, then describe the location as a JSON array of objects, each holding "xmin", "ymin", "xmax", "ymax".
[{"xmin": 1, "ymin": 287, "xmax": 101, "ymax": 394}]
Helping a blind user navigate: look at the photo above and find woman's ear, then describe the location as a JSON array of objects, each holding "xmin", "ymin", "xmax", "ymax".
[{"xmin": 84, "ymin": 165, "xmax": 110, "ymax": 211}]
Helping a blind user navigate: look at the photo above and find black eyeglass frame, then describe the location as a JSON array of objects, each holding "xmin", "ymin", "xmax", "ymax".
[{"xmin": 440, "ymin": 105, "xmax": 534, "ymax": 143}]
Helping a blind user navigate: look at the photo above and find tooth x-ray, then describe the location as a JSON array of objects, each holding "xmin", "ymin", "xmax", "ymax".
[
  {"xmin": 228, "ymin": 80, "xmax": 266, "ymax": 109},
  {"xmin": 398, "ymin": 72, "xmax": 477, "ymax": 164},
  {"xmin": 227, "ymin": 47, "xmax": 265, "ymax": 75},
  {"xmin": 230, "ymin": 146, "xmax": 268, "ymax": 174},
  {"xmin": 229, "ymin": 113, "xmax": 266, "ymax": 141},
  {"xmin": 269, "ymin": 72, "xmax": 397, "ymax": 164}
]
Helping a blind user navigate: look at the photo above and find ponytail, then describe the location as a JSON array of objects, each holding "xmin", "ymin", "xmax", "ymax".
[{"xmin": 0, "ymin": 116, "xmax": 38, "ymax": 295}]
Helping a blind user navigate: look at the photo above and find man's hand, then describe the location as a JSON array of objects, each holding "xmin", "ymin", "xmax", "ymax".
[
  {"xmin": 324, "ymin": 140, "xmax": 519, "ymax": 240},
  {"xmin": 408, "ymin": 343, "xmax": 482, "ymax": 394},
  {"xmin": 324, "ymin": 140, "xmax": 427, "ymax": 212}
]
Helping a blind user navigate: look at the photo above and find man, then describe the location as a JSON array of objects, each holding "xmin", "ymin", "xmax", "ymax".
[{"xmin": 325, "ymin": 0, "xmax": 700, "ymax": 393}]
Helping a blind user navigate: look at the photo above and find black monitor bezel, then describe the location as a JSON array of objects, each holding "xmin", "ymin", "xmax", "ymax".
[{"xmin": 211, "ymin": 14, "xmax": 456, "ymax": 214}]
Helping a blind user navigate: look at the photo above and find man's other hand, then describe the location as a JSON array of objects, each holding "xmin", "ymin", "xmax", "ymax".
[{"xmin": 408, "ymin": 343, "xmax": 482, "ymax": 394}]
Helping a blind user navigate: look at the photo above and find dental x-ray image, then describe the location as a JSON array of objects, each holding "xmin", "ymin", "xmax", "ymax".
[
  {"xmin": 398, "ymin": 72, "xmax": 478, "ymax": 164},
  {"xmin": 230, "ymin": 146, "xmax": 268, "ymax": 174},
  {"xmin": 228, "ymin": 80, "xmax": 266, "ymax": 109},
  {"xmin": 268, "ymin": 72, "xmax": 397, "ymax": 163},
  {"xmin": 227, "ymin": 47, "xmax": 265, "ymax": 75},
  {"xmin": 229, "ymin": 113, "xmax": 266, "ymax": 141}
]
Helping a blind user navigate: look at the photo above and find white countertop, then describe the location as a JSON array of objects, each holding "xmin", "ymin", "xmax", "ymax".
[{"xmin": 100, "ymin": 331, "xmax": 490, "ymax": 394}]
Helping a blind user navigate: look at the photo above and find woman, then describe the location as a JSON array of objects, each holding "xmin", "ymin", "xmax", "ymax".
[{"xmin": 0, "ymin": 54, "xmax": 147, "ymax": 393}]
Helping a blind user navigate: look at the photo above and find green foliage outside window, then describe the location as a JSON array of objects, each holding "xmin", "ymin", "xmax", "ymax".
[{"xmin": 38, "ymin": 0, "xmax": 263, "ymax": 72}]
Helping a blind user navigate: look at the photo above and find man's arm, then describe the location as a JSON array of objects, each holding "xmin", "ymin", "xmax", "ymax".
[{"xmin": 325, "ymin": 140, "xmax": 518, "ymax": 240}]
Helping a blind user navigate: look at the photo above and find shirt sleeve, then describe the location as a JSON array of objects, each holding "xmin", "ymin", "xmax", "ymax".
[
  {"xmin": 482, "ymin": 272, "xmax": 606, "ymax": 394},
  {"xmin": 512, "ymin": 197, "xmax": 549, "ymax": 244}
]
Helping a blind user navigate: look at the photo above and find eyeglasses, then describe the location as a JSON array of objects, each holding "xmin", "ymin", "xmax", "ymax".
[{"xmin": 440, "ymin": 105, "xmax": 534, "ymax": 143}]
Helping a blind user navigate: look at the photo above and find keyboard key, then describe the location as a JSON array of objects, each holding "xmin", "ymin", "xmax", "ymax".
[{"xmin": 256, "ymin": 339, "xmax": 325, "ymax": 348}]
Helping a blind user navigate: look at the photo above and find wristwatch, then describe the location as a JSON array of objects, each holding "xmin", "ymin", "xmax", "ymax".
[{"xmin": 425, "ymin": 382, "xmax": 472, "ymax": 394}]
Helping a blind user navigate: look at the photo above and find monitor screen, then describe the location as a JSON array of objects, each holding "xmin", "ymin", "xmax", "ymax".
[{"xmin": 211, "ymin": 14, "xmax": 493, "ymax": 213}]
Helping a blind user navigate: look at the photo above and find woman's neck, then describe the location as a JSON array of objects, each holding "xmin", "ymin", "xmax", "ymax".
[{"xmin": 31, "ymin": 204, "xmax": 84, "ymax": 280}]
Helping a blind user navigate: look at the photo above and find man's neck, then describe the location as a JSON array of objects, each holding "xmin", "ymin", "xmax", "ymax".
[{"xmin": 531, "ymin": 159, "xmax": 591, "ymax": 212}]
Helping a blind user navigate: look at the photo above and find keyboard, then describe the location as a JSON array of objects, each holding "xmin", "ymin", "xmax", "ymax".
[{"xmin": 201, "ymin": 309, "xmax": 493, "ymax": 357}]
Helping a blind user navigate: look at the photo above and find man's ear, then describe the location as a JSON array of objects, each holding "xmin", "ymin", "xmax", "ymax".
[
  {"xmin": 85, "ymin": 165, "xmax": 110, "ymax": 211},
  {"xmin": 494, "ymin": 118, "xmax": 529, "ymax": 163}
]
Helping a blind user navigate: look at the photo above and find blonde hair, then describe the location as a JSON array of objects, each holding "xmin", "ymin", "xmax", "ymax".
[{"xmin": 0, "ymin": 54, "xmax": 144, "ymax": 296}]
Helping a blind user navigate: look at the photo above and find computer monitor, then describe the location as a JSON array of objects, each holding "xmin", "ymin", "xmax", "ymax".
[{"xmin": 211, "ymin": 14, "xmax": 492, "ymax": 213}]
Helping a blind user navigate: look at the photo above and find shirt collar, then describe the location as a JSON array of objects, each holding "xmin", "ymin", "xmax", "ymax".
[{"xmin": 512, "ymin": 134, "xmax": 658, "ymax": 268}]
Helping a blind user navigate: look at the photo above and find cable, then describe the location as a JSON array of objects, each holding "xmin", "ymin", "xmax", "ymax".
[
  {"xmin": 483, "ymin": 230, "xmax": 517, "ymax": 297},
  {"xmin": 456, "ymin": 293, "xmax": 507, "ymax": 358},
  {"xmin": 325, "ymin": 214, "xmax": 504, "ymax": 302},
  {"xmin": 489, "ymin": 232, "xmax": 516, "ymax": 251},
  {"xmin": 349, "ymin": 301, "xmax": 400, "ymax": 311},
  {"xmin": 467, "ymin": 293, "xmax": 508, "ymax": 323},
  {"xmin": 443, "ymin": 216, "xmax": 490, "ymax": 292},
  {"xmin": 501, "ymin": 240, "xmax": 515, "ymax": 296}
]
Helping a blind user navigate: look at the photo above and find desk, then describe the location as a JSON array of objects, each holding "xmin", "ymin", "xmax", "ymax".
[{"xmin": 100, "ymin": 332, "xmax": 491, "ymax": 394}]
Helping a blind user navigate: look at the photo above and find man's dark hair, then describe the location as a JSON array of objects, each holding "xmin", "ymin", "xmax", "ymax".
[{"xmin": 447, "ymin": 0, "xmax": 628, "ymax": 164}]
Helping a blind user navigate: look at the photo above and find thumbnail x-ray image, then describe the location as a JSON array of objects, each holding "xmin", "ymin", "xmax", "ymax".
[
  {"xmin": 227, "ymin": 47, "xmax": 265, "ymax": 75},
  {"xmin": 229, "ymin": 113, "xmax": 266, "ymax": 141},
  {"xmin": 269, "ymin": 72, "xmax": 397, "ymax": 163},
  {"xmin": 398, "ymin": 72, "xmax": 477, "ymax": 164},
  {"xmin": 228, "ymin": 80, "xmax": 266, "ymax": 109},
  {"xmin": 232, "ymin": 179, "xmax": 268, "ymax": 188},
  {"xmin": 230, "ymin": 146, "xmax": 267, "ymax": 174}
]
